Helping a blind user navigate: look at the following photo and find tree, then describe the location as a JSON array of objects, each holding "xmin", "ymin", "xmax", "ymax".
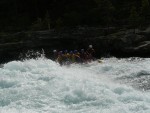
[
  {"xmin": 129, "ymin": 6, "xmax": 140, "ymax": 33},
  {"xmin": 94, "ymin": 0, "xmax": 115, "ymax": 34},
  {"xmin": 43, "ymin": 11, "xmax": 51, "ymax": 30},
  {"xmin": 63, "ymin": 11, "xmax": 81, "ymax": 26},
  {"xmin": 141, "ymin": 0, "xmax": 149, "ymax": 15},
  {"xmin": 30, "ymin": 18, "xmax": 43, "ymax": 31},
  {"xmin": 34, "ymin": 0, "xmax": 39, "ymax": 18},
  {"xmin": 55, "ymin": 18, "xmax": 63, "ymax": 30},
  {"xmin": 140, "ymin": 0, "xmax": 150, "ymax": 26}
]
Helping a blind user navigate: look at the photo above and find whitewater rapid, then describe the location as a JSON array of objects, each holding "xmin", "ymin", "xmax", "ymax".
[{"xmin": 0, "ymin": 57, "xmax": 150, "ymax": 113}]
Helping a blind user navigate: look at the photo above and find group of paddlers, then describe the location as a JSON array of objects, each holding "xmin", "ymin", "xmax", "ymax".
[{"xmin": 53, "ymin": 45, "xmax": 95, "ymax": 65}]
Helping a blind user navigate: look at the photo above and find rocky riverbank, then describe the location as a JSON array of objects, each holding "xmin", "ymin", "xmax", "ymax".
[{"xmin": 0, "ymin": 27, "xmax": 150, "ymax": 63}]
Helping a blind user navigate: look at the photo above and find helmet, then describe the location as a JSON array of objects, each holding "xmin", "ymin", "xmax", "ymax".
[
  {"xmin": 74, "ymin": 50, "xmax": 78, "ymax": 53},
  {"xmin": 70, "ymin": 51, "xmax": 73, "ymax": 54},
  {"xmin": 89, "ymin": 45, "xmax": 93, "ymax": 48},
  {"xmin": 81, "ymin": 49, "xmax": 84, "ymax": 52},
  {"xmin": 64, "ymin": 50, "xmax": 68, "ymax": 53},
  {"xmin": 58, "ymin": 51, "xmax": 62, "ymax": 55},
  {"xmin": 53, "ymin": 50, "xmax": 57, "ymax": 52}
]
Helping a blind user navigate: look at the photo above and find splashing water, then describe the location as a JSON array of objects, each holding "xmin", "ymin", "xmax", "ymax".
[{"xmin": 0, "ymin": 57, "xmax": 150, "ymax": 113}]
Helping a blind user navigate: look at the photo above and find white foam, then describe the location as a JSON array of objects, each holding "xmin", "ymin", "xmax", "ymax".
[{"xmin": 0, "ymin": 58, "xmax": 150, "ymax": 113}]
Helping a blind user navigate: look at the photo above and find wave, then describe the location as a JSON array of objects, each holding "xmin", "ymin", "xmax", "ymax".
[{"xmin": 0, "ymin": 58, "xmax": 150, "ymax": 113}]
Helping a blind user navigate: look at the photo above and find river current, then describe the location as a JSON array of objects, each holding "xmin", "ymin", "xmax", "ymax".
[{"xmin": 0, "ymin": 57, "xmax": 150, "ymax": 113}]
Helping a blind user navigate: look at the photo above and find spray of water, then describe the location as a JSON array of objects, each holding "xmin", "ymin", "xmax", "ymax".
[{"xmin": 0, "ymin": 57, "xmax": 150, "ymax": 113}]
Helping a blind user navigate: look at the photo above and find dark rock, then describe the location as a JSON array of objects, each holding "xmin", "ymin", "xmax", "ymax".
[{"xmin": 1, "ymin": 27, "xmax": 150, "ymax": 63}]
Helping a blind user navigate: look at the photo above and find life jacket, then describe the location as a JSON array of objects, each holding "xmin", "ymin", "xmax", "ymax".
[
  {"xmin": 53, "ymin": 52, "xmax": 58, "ymax": 60},
  {"xmin": 57, "ymin": 55, "xmax": 63, "ymax": 65},
  {"xmin": 80, "ymin": 52, "xmax": 86, "ymax": 59},
  {"xmin": 64, "ymin": 53, "xmax": 70, "ymax": 61},
  {"xmin": 69, "ymin": 54, "xmax": 76, "ymax": 63},
  {"xmin": 86, "ymin": 48, "xmax": 95, "ymax": 61},
  {"xmin": 66, "ymin": 53, "xmax": 70, "ymax": 59},
  {"xmin": 87, "ymin": 48, "xmax": 95, "ymax": 55},
  {"xmin": 75, "ymin": 53, "xmax": 81, "ymax": 62},
  {"xmin": 76, "ymin": 52, "xmax": 80, "ymax": 57}
]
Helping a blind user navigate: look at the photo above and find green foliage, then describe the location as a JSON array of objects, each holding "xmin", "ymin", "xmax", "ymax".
[
  {"xmin": 55, "ymin": 18, "xmax": 63, "ymax": 30},
  {"xmin": 140, "ymin": 0, "xmax": 150, "ymax": 26},
  {"xmin": 129, "ymin": 6, "xmax": 140, "ymax": 32},
  {"xmin": 141, "ymin": 0, "xmax": 149, "ymax": 14},
  {"xmin": 94, "ymin": 0, "xmax": 115, "ymax": 26},
  {"xmin": 0, "ymin": 0, "xmax": 150, "ymax": 32},
  {"xmin": 63, "ymin": 12, "xmax": 82, "ymax": 26},
  {"xmin": 30, "ymin": 18, "xmax": 43, "ymax": 31},
  {"xmin": 43, "ymin": 11, "xmax": 51, "ymax": 30},
  {"xmin": 30, "ymin": 11, "xmax": 51, "ymax": 31}
]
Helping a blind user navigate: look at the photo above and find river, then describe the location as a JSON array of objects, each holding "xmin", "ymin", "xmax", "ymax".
[{"xmin": 0, "ymin": 57, "xmax": 150, "ymax": 113}]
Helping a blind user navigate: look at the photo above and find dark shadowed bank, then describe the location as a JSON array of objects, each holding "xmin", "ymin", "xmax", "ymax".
[{"xmin": 1, "ymin": 27, "xmax": 150, "ymax": 64}]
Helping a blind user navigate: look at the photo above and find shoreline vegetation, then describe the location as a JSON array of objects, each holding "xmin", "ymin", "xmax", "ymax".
[{"xmin": 0, "ymin": 0, "xmax": 150, "ymax": 32}]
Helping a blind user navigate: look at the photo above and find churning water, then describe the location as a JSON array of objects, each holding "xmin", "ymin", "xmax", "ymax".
[{"xmin": 0, "ymin": 57, "xmax": 150, "ymax": 113}]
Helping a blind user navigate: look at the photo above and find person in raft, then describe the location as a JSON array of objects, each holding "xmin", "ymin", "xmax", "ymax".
[
  {"xmin": 53, "ymin": 50, "xmax": 58, "ymax": 61},
  {"xmin": 86, "ymin": 45, "xmax": 95, "ymax": 61}
]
